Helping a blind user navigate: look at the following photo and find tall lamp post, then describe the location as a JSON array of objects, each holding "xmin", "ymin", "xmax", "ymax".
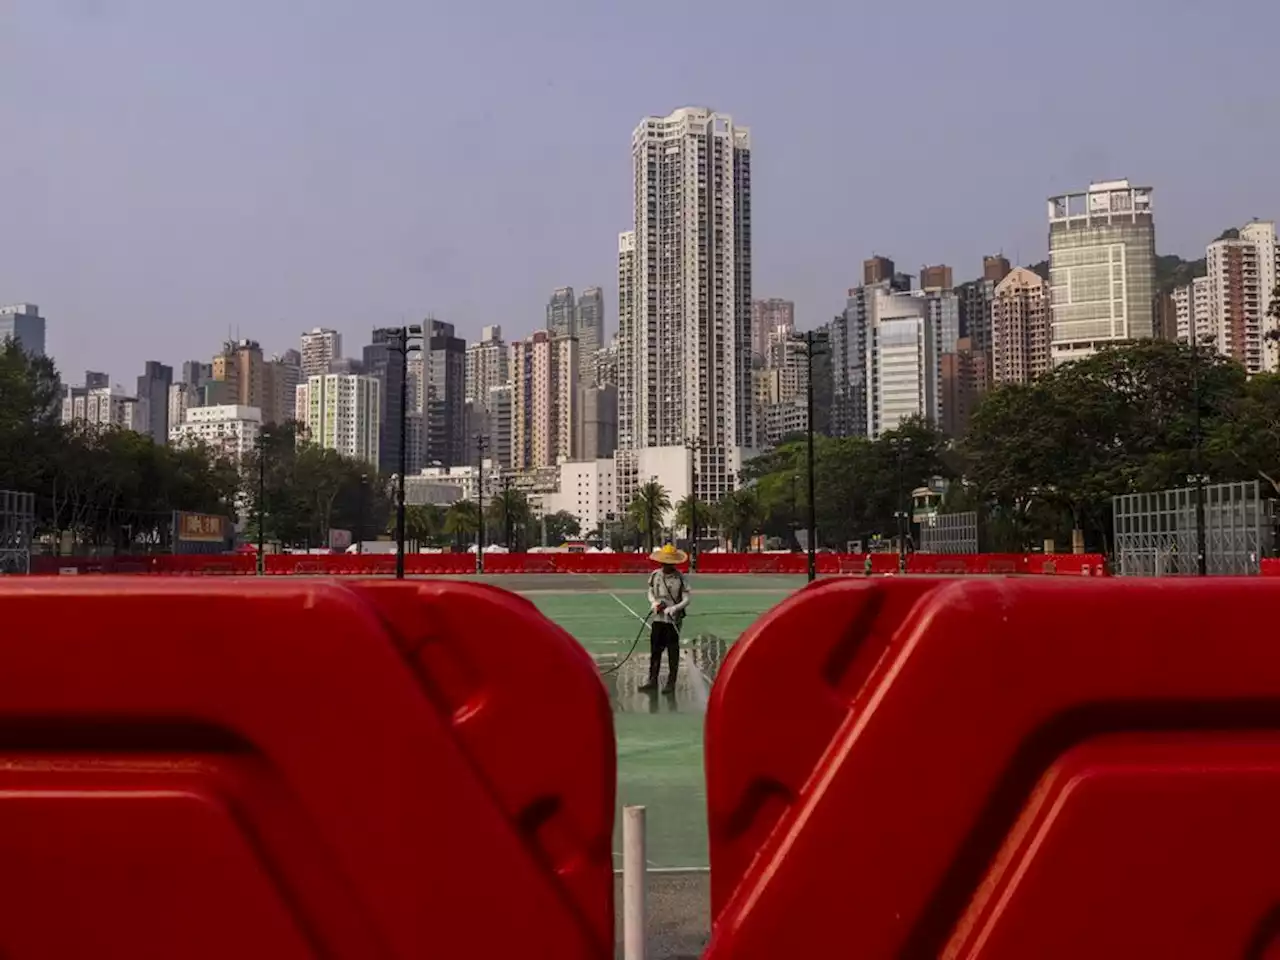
[
  {"xmin": 475, "ymin": 433, "xmax": 489, "ymax": 573},
  {"xmin": 256, "ymin": 431, "xmax": 266, "ymax": 575},
  {"xmin": 388, "ymin": 324, "xmax": 423, "ymax": 579},
  {"xmin": 791, "ymin": 329, "xmax": 828, "ymax": 582},
  {"xmin": 1189, "ymin": 336, "xmax": 1208, "ymax": 577},
  {"xmin": 685, "ymin": 436, "xmax": 702, "ymax": 571},
  {"xmin": 357, "ymin": 472, "xmax": 367, "ymax": 555}
]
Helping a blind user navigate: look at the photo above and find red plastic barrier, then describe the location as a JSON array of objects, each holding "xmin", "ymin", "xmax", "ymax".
[
  {"xmin": 704, "ymin": 577, "xmax": 1280, "ymax": 958},
  {"xmin": 1263, "ymin": 558, "xmax": 1280, "ymax": 577},
  {"xmin": 30, "ymin": 550, "xmax": 1111, "ymax": 577},
  {"xmin": 0, "ymin": 578, "xmax": 613, "ymax": 958}
]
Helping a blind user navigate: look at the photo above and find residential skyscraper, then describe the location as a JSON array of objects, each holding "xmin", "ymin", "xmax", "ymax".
[
  {"xmin": 1048, "ymin": 180, "xmax": 1156, "ymax": 365},
  {"xmin": 170, "ymin": 405, "xmax": 262, "ymax": 462},
  {"xmin": 511, "ymin": 331, "xmax": 578, "ymax": 469},
  {"xmin": 263, "ymin": 350, "xmax": 302, "ymax": 426},
  {"xmin": 752, "ymin": 299, "xmax": 795, "ymax": 365},
  {"xmin": 212, "ymin": 340, "xmax": 265, "ymax": 411},
  {"xmin": 300, "ymin": 328, "xmax": 342, "ymax": 378},
  {"xmin": 940, "ymin": 338, "xmax": 986, "ymax": 438},
  {"xmin": 61, "ymin": 376, "xmax": 147, "ymax": 433},
  {"xmin": 830, "ymin": 272, "xmax": 911, "ymax": 438},
  {"xmin": 991, "ymin": 267, "xmax": 1053, "ymax": 385},
  {"xmin": 864, "ymin": 257, "xmax": 896, "ymax": 286},
  {"xmin": 919, "ymin": 265, "xmax": 954, "ymax": 293},
  {"xmin": 619, "ymin": 106, "xmax": 753, "ymax": 503},
  {"xmin": 1173, "ymin": 276, "xmax": 1213, "ymax": 346},
  {"xmin": 576, "ymin": 288, "xmax": 604, "ymax": 385},
  {"xmin": 1203, "ymin": 220, "xmax": 1280, "ymax": 373},
  {"xmin": 423, "ymin": 320, "xmax": 466, "ymax": 467},
  {"xmin": 983, "ymin": 255, "xmax": 1013, "ymax": 284},
  {"xmin": 464, "ymin": 325, "xmax": 509, "ymax": 410},
  {"xmin": 0, "ymin": 304, "xmax": 46, "ymax": 357},
  {"xmin": 547, "ymin": 287, "xmax": 576, "ymax": 339},
  {"xmin": 295, "ymin": 374, "xmax": 380, "ymax": 467},
  {"xmin": 135, "ymin": 361, "xmax": 173, "ymax": 444}
]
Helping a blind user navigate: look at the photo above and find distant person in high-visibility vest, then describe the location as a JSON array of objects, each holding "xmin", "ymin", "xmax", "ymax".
[{"xmin": 641, "ymin": 544, "xmax": 691, "ymax": 694}]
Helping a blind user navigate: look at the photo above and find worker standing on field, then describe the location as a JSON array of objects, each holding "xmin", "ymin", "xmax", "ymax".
[{"xmin": 640, "ymin": 544, "xmax": 691, "ymax": 694}]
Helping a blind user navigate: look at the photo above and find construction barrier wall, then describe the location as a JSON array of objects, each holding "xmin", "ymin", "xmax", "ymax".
[
  {"xmin": 28, "ymin": 551, "xmax": 1109, "ymax": 577},
  {"xmin": 1263, "ymin": 558, "xmax": 1280, "ymax": 577}
]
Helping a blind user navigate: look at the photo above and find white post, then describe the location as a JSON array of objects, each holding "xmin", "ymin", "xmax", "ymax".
[{"xmin": 623, "ymin": 804, "xmax": 647, "ymax": 960}]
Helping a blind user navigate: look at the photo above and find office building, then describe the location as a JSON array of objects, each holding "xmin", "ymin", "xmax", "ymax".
[
  {"xmin": 924, "ymin": 289, "xmax": 961, "ymax": 354},
  {"xmin": 830, "ymin": 271, "xmax": 911, "ymax": 438},
  {"xmin": 1048, "ymin": 180, "xmax": 1156, "ymax": 365},
  {"xmin": 990, "ymin": 267, "xmax": 1053, "ymax": 385},
  {"xmin": 423, "ymin": 319, "xmax": 466, "ymax": 467},
  {"xmin": 618, "ymin": 106, "xmax": 753, "ymax": 508},
  {"xmin": 135, "ymin": 360, "xmax": 173, "ymax": 444},
  {"xmin": 294, "ymin": 374, "xmax": 381, "ymax": 467},
  {"xmin": 364, "ymin": 328, "xmax": 410, "ymax": 475},
  {"xmin": 868, "ymin": 291, "xmax": 940, "ymax": 437},
  {"xmin": 465, "ymin": 325, "xmax": 509, "ymax": 409},
  {"xmin": 170, "ymin": 405, "xmax": 262, "ymax": 461},
  {"xmin": 301, "ymin": 328, "xmax": 342, "ymax": 377},
  {"xmin": 486, "ymin": 383, "xmax": 514, "ymax": 469},
  {"xmin": 1203, "ymin": 220, "xmax": 1279, "ymax": 373},
  {"xmin": 752, "ymin": 299, "xmax": 795, "ymax": 365},
  {"xmin": 577, "ymin": 384, "xmax": 618, "ymax": 461},
  {"xmin": 0, "ymin": 303, "xmax": 46, "ymax": 357},
  {"xmin": 576, "ymin": 287, "xmax": 604, "ymax": 386},
  {"xmin": 511, "ymin": 331, "xmax": 579, "ymax": 469},
  {"xmin": 940, "ymin": 338, "xmax": 986, "ymax": 438},
  {"xmin": 547, "ymin": 287, "xmax": 576, "ymax": 339}
]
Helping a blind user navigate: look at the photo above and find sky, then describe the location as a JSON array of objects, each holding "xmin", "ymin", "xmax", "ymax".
[{"xmin": 1, "ymin": 0, "xmax": 1277, "ymax": 386}]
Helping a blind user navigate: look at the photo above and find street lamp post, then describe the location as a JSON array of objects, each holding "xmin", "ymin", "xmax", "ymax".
[
  {"xmin": 1190, "ymin": 337, "xmax": 1208, "ymax": 577},
  {"xmin": 257, "ymin": 431, "xmax": 266, "ymax": 575},
  {"xmin": 357, "ymin": 473, "xmax": 367, "ymax": 555},
  {"xmin": 791, "ymin": 329, "xmax": 828, "ymax": 583},
  {"xmin": 389, "ymin": 325, "xmax": 423, "ymax": 579},
  {"xmin": 685, "ymin": 437, "xmax": 701, "ymax": 571},
  {"xmin": 475, "ymin": 434, "xmax": 489, "ymax": 573}
]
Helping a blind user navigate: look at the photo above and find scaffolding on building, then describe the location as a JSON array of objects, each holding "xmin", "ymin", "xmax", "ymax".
[
  {"xmin": 919, "ymin": 511, "xmax": 979, "ymax": 554},
  {"xmin": 0, "ymin": 490, "xmax": 35, "ymax": 575},
  {"xmin": 1113, "ymin": 481, "xmax": 1273, "ymax": 576}
]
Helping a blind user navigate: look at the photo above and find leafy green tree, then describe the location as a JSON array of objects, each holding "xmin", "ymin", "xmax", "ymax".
[
  {"xmin": 627, "ymin": 481, "xmax": 671, "ymax": 551},
  {"xmin": 486, "ymin": 488, "xmax": 533, "ymax": 548},
  {"xmin": 717, "ymin": 487, "xmax": 763, "ymax": 552},
  {"xmin": 674, "ymin": 496, "xmax": 713, "ymax": 536},
  {"xmin": 404, "ymin": 504, "xmax": 443, "ymax": 545},
  {"xmin": 541, "ymin": 509, "xmax": 581, "ymax": 546}
]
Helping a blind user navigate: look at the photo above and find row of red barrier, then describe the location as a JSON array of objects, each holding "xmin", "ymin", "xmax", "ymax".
[
  {"xmin": 0, "ymin": 575, "xmax": 1276, "ymax": 956},
  {"xmin": 30, "ymin": 550, "xmax": 1109, "ymax": 577},
  {"xmin": 1263, "ymin": 557, "xmax": 1280, "ymax": 576}
]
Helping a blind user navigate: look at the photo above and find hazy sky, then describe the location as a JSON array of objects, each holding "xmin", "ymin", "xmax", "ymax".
[{"xmin": 1, "ymin": 0, "xmax": 1276, "ymax": 386}]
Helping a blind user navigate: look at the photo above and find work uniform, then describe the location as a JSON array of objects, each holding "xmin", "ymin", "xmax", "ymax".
[{"xmin": 643, "ymin": 566, "xmax": 690, "ymax": 692}]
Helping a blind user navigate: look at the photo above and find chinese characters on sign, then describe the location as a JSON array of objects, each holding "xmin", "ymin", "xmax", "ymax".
[{"xmin": 175, "ymin": 512, "xmax": 226, "ymax": 543}]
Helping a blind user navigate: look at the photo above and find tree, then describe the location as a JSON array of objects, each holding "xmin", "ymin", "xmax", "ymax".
[
  {"xmin": 486, "ymin": 488, "xmax": 533, "ymax": 549},
  {"xmin": 444, "ymin": 500, "xmax": 480, "ymax": 548},
  {"xmin": 404, "ymin": 504, "xmax": 443, "ymax": 545},
  {"xmin": 674, "ymin": 496, "xmax": 713, "ymax": 537},
  {"xmin": 627, "ymin": 481, "xmax": 671, "ymax": 551},
  {"xmin": 542, "ymin": 510, "xmax": 581, "ymax": 546},
  {"xmin": 717, "ymin": 488, "xmax": 763, "ymax": 552}
]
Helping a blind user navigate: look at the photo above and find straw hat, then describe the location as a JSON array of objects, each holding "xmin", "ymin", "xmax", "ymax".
[{"xmin": 649, "ymin": 543, "xmax": 689, "ymax": 565}]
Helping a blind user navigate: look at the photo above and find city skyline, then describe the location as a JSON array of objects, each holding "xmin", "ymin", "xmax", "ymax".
[{"xmin": 2, "ymin": 1, "xmax": 1274, "ymax": 382}]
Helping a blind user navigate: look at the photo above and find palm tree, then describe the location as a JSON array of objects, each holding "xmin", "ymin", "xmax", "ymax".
[
  {"xmin": 718, "ymin": 487, "xmax": 762, "ymax": 552},
  {"xmin": 485, "ymin": 488, "xmax": 532, "ymax": 549},
  {"xmin": 627, "ymin": 481, "xmax": 672, "ymax": 552},
  {"xmin": 404, "ymin": 504, "xmax": 443, "ymax": 547},
  {"xmin": 443, "ymin": 500, "xmax": 481, "ymax": 549}
]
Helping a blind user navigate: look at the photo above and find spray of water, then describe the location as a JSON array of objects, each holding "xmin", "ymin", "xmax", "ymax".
[{"xmin": 684, "ymin": 664, "xmax": 712, "ymax": 713}]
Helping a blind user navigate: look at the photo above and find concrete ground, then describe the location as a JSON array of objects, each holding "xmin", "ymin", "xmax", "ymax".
[{"xmin": 614, "ymin": 872, "xmax": 710, "ymax": 960}]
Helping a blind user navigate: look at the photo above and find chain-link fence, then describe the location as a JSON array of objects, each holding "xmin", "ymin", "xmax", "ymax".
[
  {"xmin": 0, "ymin": 490, "xmax": 34, "ymax": 575},
  {"xmin": 919, "ymin": 511, "xmax": 979, "ymax": 554}
]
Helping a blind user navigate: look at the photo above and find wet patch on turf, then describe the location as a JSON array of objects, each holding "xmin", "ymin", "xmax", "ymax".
[{"xmin": 596, "ymin": 634, "xmax": 730, "ymax": 714}]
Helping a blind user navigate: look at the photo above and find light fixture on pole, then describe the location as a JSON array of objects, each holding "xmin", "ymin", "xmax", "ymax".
[{"xmin": 389, "ymin": 324, "xmax": 424, "ymax": 579}]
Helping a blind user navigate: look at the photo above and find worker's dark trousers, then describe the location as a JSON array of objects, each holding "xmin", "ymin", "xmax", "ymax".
[{"xmin": 647, "ymin": 622, "xmax": 680, "ymax": 687}]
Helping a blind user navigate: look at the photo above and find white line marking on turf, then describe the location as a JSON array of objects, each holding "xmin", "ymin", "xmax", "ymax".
[{"xmin": 609, "ymin": 592, "xmax": 647, "ymax": 623}]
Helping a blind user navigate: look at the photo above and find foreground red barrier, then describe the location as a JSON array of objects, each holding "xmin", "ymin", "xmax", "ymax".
[
  {"xmin": 0, "ymin": 578, "xmax": 613, "ymax": 958},
  {"xmin": 704, "ymin": 577, "xmax": 1280, "ymax": 959},
  {"xmin": 1264, "ymin": 558, "xmax": 1280, "ymax": 577},
  {"xmin": 32, "ymin": 550, "xmax": 1109, "ymax": 577}
]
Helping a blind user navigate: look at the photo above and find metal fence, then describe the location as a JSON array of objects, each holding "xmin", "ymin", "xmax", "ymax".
[
  {"xmin": 919, "ymin": 511, "xmax": 979, "ymax": 555},
  {"xmin": 1113, "ymin": 481, "xmax": 1273, "ymax": 576},
  {"xmin": 0, "ymin": 490, "xmax": 34, "ymax": 575}
]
